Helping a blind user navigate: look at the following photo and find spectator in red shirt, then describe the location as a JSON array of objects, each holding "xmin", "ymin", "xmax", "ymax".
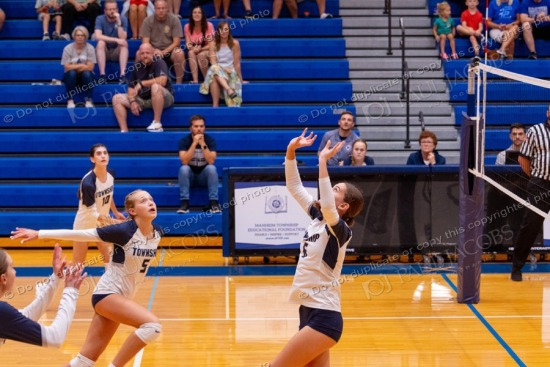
[{"xmin": 457, "ymin": 0, "xmax": 484, "ymax": 56}]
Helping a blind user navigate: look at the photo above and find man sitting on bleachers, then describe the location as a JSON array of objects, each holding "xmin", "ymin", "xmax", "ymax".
[
  {"xmin": 317, "ymin": 111, "xmax": 360, "ymax": 166},
  {"xmin": 94, "ymin": 0, "xmax": 129, "ymax": 85},
  {"xmin": 519, "ymin": 0, "xmax": 550, "ymax": 60},
  {"xmin": 112, "ymin": 43, "xmax": 174, "ymax": 132},
  {"xmin": 495, "ymin": 123, "xmax": 526, "ymax": 165}
]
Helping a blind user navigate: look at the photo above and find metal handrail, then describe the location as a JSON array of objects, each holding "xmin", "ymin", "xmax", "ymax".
[
  {"xmin": 385, "ymin": 0, "xmax": 393, "ymax": 55},
  {"xmin": 399, "ymin": 18, "xmax": 406, "ymax": 99},
  {"xmin": 404, "ymin": 61, "xmax": 411, "ymax": 149}
]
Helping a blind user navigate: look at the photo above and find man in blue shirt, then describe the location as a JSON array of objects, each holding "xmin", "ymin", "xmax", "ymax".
[
  {"xmin": 94, "ymin": 0, "xmax": 129, "ymax": 84},
  {"xmin": 520, "ymin": 0, "xmax": 550, "ymax": 59}
]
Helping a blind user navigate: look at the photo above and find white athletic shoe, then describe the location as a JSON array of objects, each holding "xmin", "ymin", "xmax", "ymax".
[{"xmin": 146, "ymin": 121, "xmax": 164, "ymax": 132}]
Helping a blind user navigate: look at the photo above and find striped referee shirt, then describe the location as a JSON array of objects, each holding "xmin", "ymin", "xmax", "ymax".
[{"xmin": 520, "ymin": 122, "xmax": 550, "ymax": 180}]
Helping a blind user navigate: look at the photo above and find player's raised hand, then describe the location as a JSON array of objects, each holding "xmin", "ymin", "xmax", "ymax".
[
  {"xmin": 319, "ymin": 140, "xmax": 344, "ymax": 162},
  {"xmin": 288, "ymin": 128, "xmax": 317, "ymax": 151},
  {"xmin": 10, "ymin": 227, "xmax": 39, "ymax": 243}
]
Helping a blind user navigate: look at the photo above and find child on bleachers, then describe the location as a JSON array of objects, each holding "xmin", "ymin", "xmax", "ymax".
[
  {"xmin": 433, "ymin": 1, "xmax": 458, "ymax": 61},
  {"xmin": 35, "ymin": 0, "xmax": 64, "ymax": 40},
  {"xmin": 456, "ymin": 0, "xmax": 484, "ymax": 56},
  {"xmin": 487, "ymin": 0, "xmax": 519, "ymax": 60}
]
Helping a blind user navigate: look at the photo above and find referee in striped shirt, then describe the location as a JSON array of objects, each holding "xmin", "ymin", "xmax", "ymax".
[{"xmin": 511, "ymin": 105, "xmax": 550, "ymax": 281}]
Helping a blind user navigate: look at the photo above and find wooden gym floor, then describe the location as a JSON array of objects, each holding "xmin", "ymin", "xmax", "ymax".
[{"xmin": 2, "ymin": 247, "xmax": 550, "ymax": 366}]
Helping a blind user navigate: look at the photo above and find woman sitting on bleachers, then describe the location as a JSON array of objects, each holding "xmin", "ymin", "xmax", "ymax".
[
  {"xmin": 199, "ymin": 21, "xmax": 243, "ymax": 107},
  {"xmin": 185, "ymin": 5, "xmax": 215, "ymax": 84},
  {"xmin": 61, "ymin": 26, "xmax": 96, "ymax": 108}
]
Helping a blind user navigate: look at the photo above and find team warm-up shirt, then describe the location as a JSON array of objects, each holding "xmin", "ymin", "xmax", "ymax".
[
  {"xmin": 40, "ymin": 221, "xmax": 163, "ymax": 299},
  {"xmin": 73, "ymin": 170, "xmax": 115, "ymax": 229},
  {"xmin": 285, "ymin": 158, "xmax": 352, "ymax": 312},
  {"xmin": 0, "ymin": 275, "xmax": 79, "ymax": 348}
]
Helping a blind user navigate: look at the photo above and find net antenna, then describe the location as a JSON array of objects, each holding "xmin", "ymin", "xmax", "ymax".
[{"xmin": 470, "ymin": 61, "xmax": 550, "ymax": 220}]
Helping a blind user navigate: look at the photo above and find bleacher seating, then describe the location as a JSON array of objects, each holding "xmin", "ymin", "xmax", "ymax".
[{"xmin": 0, "ymin": 0, "xmax": 350, "ymax": 237}]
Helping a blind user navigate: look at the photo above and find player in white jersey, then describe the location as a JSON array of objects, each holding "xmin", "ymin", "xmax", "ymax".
[
  {"xmin": 73, "ymin": 144, "xmax": 126, "ymax": 266},
  {"xmin": 270, "ymin": 129, "xmax": 364, "ymax": 367},
  {"xmin": 11, "ymin": 190, "xmax": 163, "ymax": 367},
  {"xmin": 0, "ymin": 245, "xmax": 86, "ymax": 349}
]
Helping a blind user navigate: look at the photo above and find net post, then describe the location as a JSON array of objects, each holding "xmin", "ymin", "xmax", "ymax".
[
  {"xmin": 467, "ymin": 57, "xmax": 479, "ymax": 117},
  {"xmin": 457, "ymin": 112, "xmax": 484, "ymax": 304}
]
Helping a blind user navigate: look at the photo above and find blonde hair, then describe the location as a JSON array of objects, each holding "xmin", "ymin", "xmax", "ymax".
[
  {"xmin": 437, "ymin": 1, "xmax": 450, "ymax": 16},
  {"xmin": 125, "ymin": 190, "xmax": 146, "ymax": 219},
  {"xmin": 71, "ymin": 25, "xmax": 89, "ymax": 40}
]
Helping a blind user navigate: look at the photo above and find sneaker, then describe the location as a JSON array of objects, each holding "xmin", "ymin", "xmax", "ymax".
[
  {"xmin": 511, "ymin": 264, "xmax": 522, "ymax": 282},
  {"xmin": 440, "ymin": 52, "xmax": 449, "ymax": 61},
  {"xmin": 67, "ymin": 100, "xmax": 76, "ymax": 108},
  {"xmin": 97, "ymin": 75, "xmax": 107, "ymax": 85},
  {"xmin": 42, "ymin": 33, "xmax": 50, "ymax": 41},
  {"xmin": 51, "ymin": 31, "xmax": 60, "ymax": 40},
  {"xmin": 177, "ymin": 200, "xmax": 189, "ymax": 214},
  {"xmin": 118, "ymin": 75, "xmax": 128, "ymax": 84},
  {"xmin": 209, "ymin": 200, "xmax": 221, "ymax": 213},
  {"xmin": 320, "ymin": 13, "xmax": 333, "ymax": 19},
  {"xmin": 146, "ymin": 120, "xmax": 164, "ymax": 132},
  {"xmin": 84, "ymin": 99, "xmax": 94, "ymax": 108},
  {"xmin": 528, "ymin": 52, "xmax": 538, "ymax": 60},
  {"xmin": 59, "ymin": 33, "xmax": 71, "ymax": 41}
]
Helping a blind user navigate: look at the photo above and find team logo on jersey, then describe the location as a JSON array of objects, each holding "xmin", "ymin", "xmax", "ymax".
[{"xmin": 265, "ymin": 195, "xmax": 287, "ymax": 214}]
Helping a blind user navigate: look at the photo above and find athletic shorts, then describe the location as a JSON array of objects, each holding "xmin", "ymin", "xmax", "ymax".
[
  {"xmin": 92, "ymin": 293, "xmax": 113, "ymax": 308},
  {"xmin": 298, "ymin": 305, "xmax": 343, "ymax": 342},
  {"xmin": 136, "ymin": 88, "xmax": 174, "ymax": 109}
]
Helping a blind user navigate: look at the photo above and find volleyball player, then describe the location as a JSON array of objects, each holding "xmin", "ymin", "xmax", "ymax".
[
  {"xmin": 73, "ymin": 144, "xmax": 126, "ymax": 266},
  {"xmin": 270, "ymin": 129, "xmax": 364, "ymax": 367},
  {"xmin": 0, "ymin": 244, "xmax": 86, "ymax": 348},
  {"xmin": 511, "ymin": 106, "xmax": 550, "ymax": 281},
  {"xmin": 11, "ymin": 190, "xmax": 163, "ymax": 367}
]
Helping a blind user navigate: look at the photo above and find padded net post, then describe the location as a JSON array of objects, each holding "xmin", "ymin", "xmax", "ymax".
[{"xmin": 457, "ymin": 62, "xmax": 484, "ymax": 304}]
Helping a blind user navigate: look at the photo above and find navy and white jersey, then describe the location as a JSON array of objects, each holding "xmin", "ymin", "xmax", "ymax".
[
  {"xmin": 73, "ymin": 170, "xmax": 115, "ymax": 230},
  {"xmin": 94, "ymin": 221, "xmax": 163, "ymax": 298},
  {"xmin": 0, "ymin": 302, "xmax": 42, "ymax": 347},
  {"xmin": 289, "ymin": 205, "xmax": 352, "ymax": 312}
]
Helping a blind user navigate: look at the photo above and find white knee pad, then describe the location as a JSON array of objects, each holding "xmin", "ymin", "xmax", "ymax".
[
  {"xmin": 69, "ymin": 353, "xmax": 95, "ymax": 367},
  {"xmin": 135, "ymin": 322, "xmax": 162, "ymax": 344}
]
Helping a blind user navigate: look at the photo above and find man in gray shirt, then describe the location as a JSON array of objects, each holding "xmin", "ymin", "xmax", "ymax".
[{"xmin": 317, "ymin": 111, "xmax": 360, "ymax": 166}]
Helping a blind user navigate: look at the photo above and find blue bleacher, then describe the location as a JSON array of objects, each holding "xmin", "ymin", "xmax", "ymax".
[
  {"xmin": 449, "ymin": 81, "xmax": 550, "ymax": 102},
  {"xmin": 0, "ymin": 0, "xmax": 340, "ymax": 20},
  {"xmin": 454, "ymin": 105, "xmax": 546, "ymax": 126},
  {"xmin": 0, "ymin": 0, "xmax": 351, "ymax": 237},
  {"xmin": 444, "ymin": 60, "xmax": 550, "ymax": 79}
]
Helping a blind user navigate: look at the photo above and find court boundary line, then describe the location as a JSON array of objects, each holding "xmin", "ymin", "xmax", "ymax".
[
  {"xmin": 132, "ymin": 249, "xmax": 166, "ymax": 367},
  {"xmin": 441, "ymin": 274, "xmax": 526, "ymax": 367}
]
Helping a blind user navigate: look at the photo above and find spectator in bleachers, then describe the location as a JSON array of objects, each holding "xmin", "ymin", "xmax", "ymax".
[
  {"xmin": 0, "ymin": 8, "xmax": 4, "ymax": 32},
  {"xmin": 200, "ymin": 21, "xmax": 243, "ymax": 107},
  {"xmin": 121, "ymin": 0, "xmax": 154, "ymax": 39},
  {"xmin": 519, "ymin": 0, "xmax": 550, "ymax": 60},
  {"xmin": 35, "ymin": 0, "xmax": 63, "ymax": 41},
  {"xmin": 61, "ymin": 26, "xmax": 96, "ymax": 108},
  {"xmin": 94, "ymin": 0, "xmax": 129, "ymax": 85},
  {"xmin": 242, "ymin": 0, "xmax": 253, "ymax": 18},
  {"xmin": 406, "ymin": 130, "xmax": 446, "ymax": 165},
  {"xmin": 339, "ymin": 139, "xmax": 375, "ymax": 166},
  {"xmin": 317, "ymin": 111, "xmax": 360, "ymax": 166},
  {"xmin": 433, "ymin": 1, "xmax": 458, "ymax": 61},
  {"xmin": 185, "ymin": 5, "xmax": 214, "ymax": 84},
  {"xmin": 495, "ymin": 123, "xmax": 526, "ymax": 165},
  {"xmin": 139, "ymin": 0, "xmax": 185, "ymax": 84},
  {"xmin": 112, "ymin": 43, "xmax": 174, "ymax": 132},
  {"xmin": 213, "ymin": 0, "xmax": 231, "ymax": 19},
  {"xmin": 177, "ymin": 114, "xmax": 221, "ymax": 214},
  {"xmin": 456, "ymin": 0, "xmax": 484, "ymax": 56},
  {"xmin": 60, "ymin": 0, "xmax": 101, "ymax": 39},
  {"xmin": 487, "ymin": 0, "xmax": 520, "ymax": 60},
  {"xmin": 167, "ymin": 0, "xmax": 182, "ymax": 18},
  {"xmin": 272, "ymin": 0, "xmax": 332, "ymax": 19}
]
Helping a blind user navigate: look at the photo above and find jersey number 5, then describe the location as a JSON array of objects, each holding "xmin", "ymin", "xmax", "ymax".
[{"xmin": 140, "ymin": 258, "xmax": 151, "ymax": 273}]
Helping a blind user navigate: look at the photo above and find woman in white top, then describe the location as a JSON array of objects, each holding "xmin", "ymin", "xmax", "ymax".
[
  {"xmin": 0, "ymin": 244, "xmax": 86, "ymax": 348},
  {"xmin": 270, "ymin": 129, "xmax": 365, "ymax": 366},
  {"xmin": 73, "ymin": 144, "xmax": 125, "ymax": 266},
  {"xmin": 11, "ymin": 190, "xmax": 163, "ymax": 367},
  {"xmin": 200, "ymin": 21, "xmax": 244, "ymax": 107}
]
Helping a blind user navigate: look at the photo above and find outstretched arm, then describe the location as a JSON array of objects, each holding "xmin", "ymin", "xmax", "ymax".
[
  {"xmin": 285, "ymin": 128, "xmax": 317, "ymax": 212},
  {"xmin": 318, "ymin": 140, "xmax": 344, "ymax": 226},
  {"xmin": 11, "ymin": 228, "xmax": 101, "ymax": 244}
]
